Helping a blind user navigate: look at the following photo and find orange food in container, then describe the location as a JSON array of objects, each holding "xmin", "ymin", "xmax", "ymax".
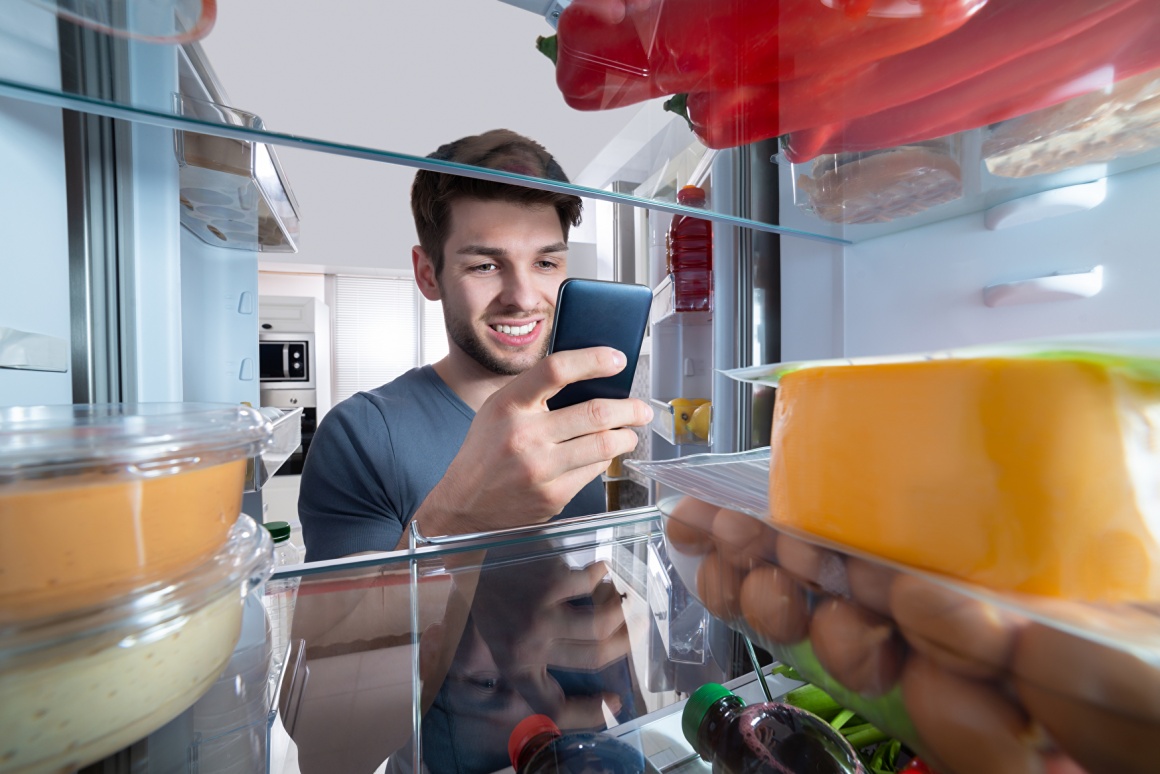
[
  {"xmin": 0, "ymin": 513, "xmax": 272, "ymax": 774},
  {"xmin": 0, "ymin": 403, "xmax": 271, "ymax": 620}
]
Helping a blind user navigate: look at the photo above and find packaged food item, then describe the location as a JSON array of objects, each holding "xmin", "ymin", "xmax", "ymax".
[
  {"xmin": 721, "ymin": 333, "xmax": 1160, "ymax": 602},
  {"xmin": 0, "ymin": 403, "xmax": 271, "ymax": 619},
  {"xmin": 0, "ymin": 513, "xmax": 273, "ymax": 774},
  {"xmin": 792, "ymin": 144, "xmax": 962, "ymax": 225},
  {"xmin": 541, "ymin": 0, "xmax": 983, "ymax": 112},
  {"xmin": 633, "ymin": 481, "xmax": 1159, "ymax": 774},
  {"xmin": 983, "ymin": 67, "xmax": 1160, "ymax": 178}
]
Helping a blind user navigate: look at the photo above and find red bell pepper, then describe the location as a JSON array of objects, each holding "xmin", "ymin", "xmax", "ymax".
[
  {"xmin": 668, "ymin": 0, "xmax": 1140, "ymax": 151},
  {"xmin": 782, "ymin": 0, "xmax": 1160, "ymax": 161},
  {"xmin": 544, "ymin": 0, "xmax": 985, "ymax": 112}
]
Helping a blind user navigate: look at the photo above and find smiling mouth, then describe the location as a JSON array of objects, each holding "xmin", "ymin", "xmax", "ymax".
[{"xmin": 490, "ymin": 321, "xmax": 538, "ymax": 336}]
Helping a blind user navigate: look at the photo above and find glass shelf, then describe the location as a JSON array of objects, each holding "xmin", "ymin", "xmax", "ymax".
[{"xmin": 4, "ymin": 0, "xmax": 1160, "ymax": 244}]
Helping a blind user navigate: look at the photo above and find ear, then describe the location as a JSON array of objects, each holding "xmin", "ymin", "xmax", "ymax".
[{"xmin": 412, "ymin": 245, "xmax": 442, "ymax": 301}]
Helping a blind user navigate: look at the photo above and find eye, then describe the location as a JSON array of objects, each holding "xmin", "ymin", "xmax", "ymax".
[
  {"xmin": 535, "ymin": 259, "xmax": 561, "ymax": 271},
  {"xmin": 466, "ymin": 675, "xmax": 500, "ymax": 693},
  {"xmin": 470, "ymin": 262, "xmax": 498, "ymax": 273}
]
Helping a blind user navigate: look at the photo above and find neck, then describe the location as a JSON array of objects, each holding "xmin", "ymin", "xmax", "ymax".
[{"xmin": 430, "ymin": 350, "xmax": 517, "ymax": 412}]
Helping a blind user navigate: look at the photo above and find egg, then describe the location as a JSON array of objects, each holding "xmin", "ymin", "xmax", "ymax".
[
  {"xmin": 740, "ymin": 565, "xmax": 810, "ymax": 646},
  {"xmin": 777, "ymin": 533, "xmax": 849, "ymax": 596},
  {"xmin": 890, "ymin": 574, "xmax": 1020, "ymax": 680},
  {"xmin": 1013, "ymin": 621, "xmax": 1160, "ymax": 774},
  {"xmin": 809, "ymin": 596, "xmax": 905, "ymax": 698},
  {"xmin": 696, "ymin": 549, "xmax": 747, "ymax": 624},
  {"xmin": 711, "ymin": 507, "xmax": 779, "ymax": 570},
  {"xmin": 901, "ymin": 655, "xmax": 1042, "ymax": 774},
  {"xmin": 663, "ymin": 497, "xmax": 718, "ymax": 557},
  {"xmin": 845, "ymin": 557, "xmax": 896, "ymax": 617}
]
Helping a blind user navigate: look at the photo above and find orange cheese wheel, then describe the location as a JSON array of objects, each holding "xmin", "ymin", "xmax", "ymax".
[{"xmin": 769, "ymin": 358, "xmax": 1160, "ymax": 601}]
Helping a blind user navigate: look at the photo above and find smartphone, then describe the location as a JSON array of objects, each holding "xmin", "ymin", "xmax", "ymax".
[{"xmin": 546, "ymin": 278, "xmax": 652, "ymax": 410}]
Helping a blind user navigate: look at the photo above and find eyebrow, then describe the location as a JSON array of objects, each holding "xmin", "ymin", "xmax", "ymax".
[{"xmin": 455, "ymin": 241, "xmax": 569, "ymax": 257}]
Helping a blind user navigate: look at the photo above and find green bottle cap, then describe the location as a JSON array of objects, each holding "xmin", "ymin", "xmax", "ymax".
[
  {"xmin": 682, "ymin": 682, "xmax": 737, "ymax": 748},
  {"xmin": 264, "ymin": 521, "xmax": 291, "ymax": 542}
]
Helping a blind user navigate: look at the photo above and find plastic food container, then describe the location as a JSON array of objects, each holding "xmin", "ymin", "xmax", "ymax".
[
  {"xmin": 627, "ymin": 451, "xmax": 1160, "ymax": 774},
  {"xmin": 789, "ymin": 138, "xmax": 963, "ymax": 225},
  {"xmin": 0, "ymin": 403, "xmax": 271, "ymax": 620},
  {"xmin": 0, "ymin": 512, "xmax": 273, "ymax": 774}
]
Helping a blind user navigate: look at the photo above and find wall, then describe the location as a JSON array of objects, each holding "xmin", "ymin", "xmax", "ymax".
[
  {"xmin": 0, "ymin": 6, "xmax": 72, "ymax": 407},
  {"xmin": 198, "ymin": 0, "xmax": 645, "ymax": 275},
  {"xmin": 258, "ymin": 267, "xmax": 332, "ymax": 415}
]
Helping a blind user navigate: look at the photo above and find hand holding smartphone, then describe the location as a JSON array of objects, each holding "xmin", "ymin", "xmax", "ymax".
[{"xmin": 546, "ymin": 278, "xmax": 652, "ymax": 411}]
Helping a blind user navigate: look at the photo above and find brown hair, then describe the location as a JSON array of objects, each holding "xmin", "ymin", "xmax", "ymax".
[{"xmin": 411, "ymin": 129, "xmax": 583, "ymax": 275}]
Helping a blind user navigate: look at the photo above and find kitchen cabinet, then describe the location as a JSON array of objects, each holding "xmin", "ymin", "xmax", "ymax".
[{"xmin": 2, "ymin": 1, "xmax": 1160, "ymax": 773}]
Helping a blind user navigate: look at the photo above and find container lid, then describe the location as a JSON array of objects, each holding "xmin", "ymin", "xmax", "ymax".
[
  {"xmin": 0, "ymin": 403, "xmax": 271, "ymax": 481},
  {"xmin": 677, "ymin": 185, "xmax": 706, "ymax": 206},
  {"xmin": 508, "ymin": 714, "xmax": 562, "ymax": 770},
  {"xmin": 0, "ymin": 513, "xmax": 273, "ymax": 662},
  {"xmin": 682, "ymin": 683, "xmax": 736, "ymax": 747},
  {"xmin": 264, "ymin": 521, "xmax": 291, "ymax": 542}
]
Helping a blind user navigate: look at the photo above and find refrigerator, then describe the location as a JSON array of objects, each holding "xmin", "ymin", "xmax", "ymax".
[{"xmin": 2, "ymin": 1, "xmax": 1160, "ymax": 772}]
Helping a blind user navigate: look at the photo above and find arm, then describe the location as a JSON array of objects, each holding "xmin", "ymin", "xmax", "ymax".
[
  {"xmin": 300, "ymin": 397, "xmax": 409, "ymax": 561},
  {"xmin": 399, "ymin": 346, "xmax": 653, "ymax": 548}
]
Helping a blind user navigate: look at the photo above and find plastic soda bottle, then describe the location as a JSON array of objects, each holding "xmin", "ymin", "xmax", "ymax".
[
  {"xmin": 262, "ymin": 521, "xmax": 302, "ymax": 675},
  {"xmin": 668, "ymin": 185, "xmax": 713, "ymax": 313},
  {"xmin": 508, "ymin": 714, "xmax": 662, "ymax": 774},
  {"xmin": 682, "ymin": 683, "xmax": 866, "ymax": 774}
]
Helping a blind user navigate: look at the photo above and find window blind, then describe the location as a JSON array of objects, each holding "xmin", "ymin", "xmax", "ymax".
[{"xmin": 333, "ymin": 276, "xmax": 448, "ymax": 404}]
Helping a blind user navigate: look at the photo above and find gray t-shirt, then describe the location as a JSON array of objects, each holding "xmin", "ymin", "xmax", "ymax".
[{"xmin": 299, "ymin": 365, "xmax": 606, "ymax": 561}]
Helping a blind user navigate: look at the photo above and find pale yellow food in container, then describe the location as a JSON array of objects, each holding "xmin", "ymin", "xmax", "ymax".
[{"xmin": 0, "ymin": 513, "xmax": 273, "ymax": 773}]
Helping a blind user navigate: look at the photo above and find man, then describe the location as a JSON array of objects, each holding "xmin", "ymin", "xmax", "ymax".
[{"xmin": 299, "ymin": 129, "xmax": 654, "ymax": 561}]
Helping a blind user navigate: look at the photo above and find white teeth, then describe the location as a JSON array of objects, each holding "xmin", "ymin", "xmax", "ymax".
[{"xmin": 493, "ymin": 321, "xmax": 536, "ymax": 336}]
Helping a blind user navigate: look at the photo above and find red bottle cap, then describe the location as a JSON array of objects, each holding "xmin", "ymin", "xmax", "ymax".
[
  {"xmin": 676, "ymin": 185, "xmax": 706, "ymax": 206},
  {"xmin": 508, "ymin": 714, "xmax": 562, "ymax": 770}
]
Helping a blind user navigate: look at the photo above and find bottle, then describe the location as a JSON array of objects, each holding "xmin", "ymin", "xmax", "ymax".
[
  {"xmin": 261, "ymin": 520, "xmax": 302, "ymax": 677},
  {"xmin": 509, "ymin": 714, "xmax": 662, "ymax": 774},
  {"xmin": 682, "ymin": 683, "xmax": 866, "ymax": 774},
  {"xmin": 668, "ymin": 184, "xmax": 713, "ymax": 313}
]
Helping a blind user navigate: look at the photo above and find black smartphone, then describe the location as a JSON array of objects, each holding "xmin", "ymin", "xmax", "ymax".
[{"xmin": 546, "ymin": 278, "xmax": 652, "ymax": 411}]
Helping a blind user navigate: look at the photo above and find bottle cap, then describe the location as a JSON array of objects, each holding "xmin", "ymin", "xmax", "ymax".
[
  {"xmin": 681, "ymin": 682, "xmax": 737, "ymax": 747},
  {"xmin": 676, "ymin": 185, "xmax": 706, "ymax": 206},
  {"xmin": 508, "ymin": 714, "xmax": 562, "ymax": 770},
  {"xmin": 264, "ymin": 521, "xmax": 291, "ymax": 543}
]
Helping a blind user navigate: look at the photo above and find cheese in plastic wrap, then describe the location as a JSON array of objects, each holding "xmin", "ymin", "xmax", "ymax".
[{"xmin": 730, "ymin": 333, "xmax": 1160, "ymax": 602}]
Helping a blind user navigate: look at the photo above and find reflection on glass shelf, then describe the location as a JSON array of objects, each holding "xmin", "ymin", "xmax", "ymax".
[{"xmin": 21, "ymin": 0, "xmax": 214, "ymax": 43}]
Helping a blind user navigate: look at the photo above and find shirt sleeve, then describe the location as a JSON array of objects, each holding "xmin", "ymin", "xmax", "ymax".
[{"xmin": 298, "ymin": 396, "xmax": 405, "ymax": 561}]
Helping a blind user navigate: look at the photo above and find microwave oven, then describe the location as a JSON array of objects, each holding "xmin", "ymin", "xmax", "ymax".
[{"xmin": 259, "ymin": 332, "xmax": 315, "ymax": 389}]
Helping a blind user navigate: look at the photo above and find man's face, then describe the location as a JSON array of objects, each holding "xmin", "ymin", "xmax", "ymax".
[{"xmin": 433, "ymin": 198, "xmax": 568, "ymax": 376}]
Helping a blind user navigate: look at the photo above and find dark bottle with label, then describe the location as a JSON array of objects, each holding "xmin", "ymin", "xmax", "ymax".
[
  {"xmin": 509, "ymin": 714, "xmax": 662, "ymax": 774},
  {"xmin": 682, "ymin": 683, "xmax": 866, "ymax": 774},
  {"xmin": 668, "ymin": 184, "xmax": 713, "ymax": 313}
]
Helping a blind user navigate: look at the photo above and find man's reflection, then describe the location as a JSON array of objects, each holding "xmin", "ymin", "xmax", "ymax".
[{"xmin": 394, "ymin": 554, "xmax": 643, "ymax": 774}]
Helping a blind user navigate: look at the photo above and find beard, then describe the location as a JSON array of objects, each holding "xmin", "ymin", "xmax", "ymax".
[{"xmin": 444, "ymin": 313, "xmax": 550, "ymax": 376}]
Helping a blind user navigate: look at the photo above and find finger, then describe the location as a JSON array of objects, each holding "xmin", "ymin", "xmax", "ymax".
[
  {"xmin": 544, "ymin": 560, "xmax": 615, "ymax": 605},
  {"xmin": 547, "ymin": 623, "xmax": 633, "ymax": 672},
  {"xmin": 553, "ymin": 696, "xmax": 610, "ymax": 733},
  {"xmin": 499, "ymin": 347, "xmax": 627, "ymax": 410},
  {"xmin": 553, "ymin": 428, "xmax": 640, "ymax": 475},
  {"xmin": 552, "ymin": 461, "xmax": 617, "ymax": 509},
  {"xmin": 548, "ymin": 397, "xmax": 653, "ymax": 442},
  {"xmin": 558, "ymin": 594, "xmax": 627, "ymax": 642}
]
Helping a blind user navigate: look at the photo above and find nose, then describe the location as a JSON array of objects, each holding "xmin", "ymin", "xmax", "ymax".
[{"xmin": 498, "ymin": 264, "xmax": 542, "ymax": 311}]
